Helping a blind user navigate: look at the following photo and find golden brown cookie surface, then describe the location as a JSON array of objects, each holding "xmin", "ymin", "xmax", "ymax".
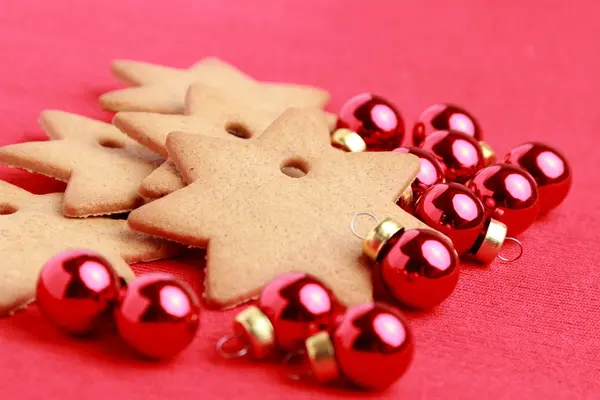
[
  {"xmin": 128, "ymin": 108, "xmax": 428, "ymax": 308},
  {"xmin": 0, "ymin": 181, "xmax": 181, "ymax": 316},
  {"xmin": 114, "ymin": 83, "xmax": 284, "ymax": 199},
  {"xmin": 0, "ymin": 111, "xmax": 163, "ymax": 217},
  {"xmin": 101, "ymin": 57, "xmax": 330, "ymax": 114},
  {"xmin": 114, "ymin": 83, "xmax": 337, "ymax": 199}
]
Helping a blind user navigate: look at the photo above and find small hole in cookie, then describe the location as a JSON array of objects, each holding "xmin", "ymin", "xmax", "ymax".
[
  {"xmin": 281, "ymin": 158, "xmax": 309, "ymax": 178},
  {"xmin": 225, "ymin": 123, "xmax": 252, "ymax": 139},
  {"xmin": 0, "ymin": 204, "xmax": 18, "ymax": 215},
  {"xmin": 99, "ymin": 138, "xmax": 125, "ymax": 149}
]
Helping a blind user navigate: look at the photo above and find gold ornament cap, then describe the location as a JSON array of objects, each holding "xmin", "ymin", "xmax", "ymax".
[
  {"xmin": 233, "ymin": 306, "xmax": 276, "ymax": 359},
  {"xmin": 331, "ymin": 128, "xmax": 367, "ymax": 152},
  {"xmin": 471, "ymin": 218, "xmax": 507, "ymax": 264},
  {"xmin": 305, "ymin": 331, "xmax": 341, "ymax": 383},
  {"xmin": 363, "ymin": 217, "xmax": 404, "ymax": 262},
  {"xmin": 479, "ymin": 141, "xmax": 497, "ymax": 166},
  {"xmin": 397, "ymin": 187, "xmax": 414, "ymax": 212}
]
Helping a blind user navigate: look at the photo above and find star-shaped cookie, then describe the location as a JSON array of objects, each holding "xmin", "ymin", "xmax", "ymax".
[
  {"xmin": 128, "ymin": 108, "xmax": 429, "ymax": 308},
  {"xmin": 0, "ymin": 111, "xmax": 163, "ymax": 217},
  {"xmin": 114, "ymin": 83, "xmax": 336, "ymax": 199},
  {"xmin": 100, "ymin": 57, "xmax": 330, "ymax": 114},
  {"xmin": 0, "ymin": 181, "xmax": 181, "ymax": 315}
]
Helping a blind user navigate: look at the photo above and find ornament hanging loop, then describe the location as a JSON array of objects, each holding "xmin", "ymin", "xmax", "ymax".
[
  {"xmin": 350, "ymin": 212, "xmax": 380, "ymax": 240},
  {"xmin": 216, "ymin": 335, "xmax": 249, "ymax": 359},
  {"xmin": 497, "ymin": 237, "xmax": 523, "ymax": 263},
  {"xmin": 283, "ymin": 350, "xmax": 312, "ymax": 381}
]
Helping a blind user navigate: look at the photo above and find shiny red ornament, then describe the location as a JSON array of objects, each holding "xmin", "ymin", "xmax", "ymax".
[
  {"xmin": 358, "ymin": 215, "xmax": 460, "ymax": 309},
  {"xmin": 505, "ymin": 142, "xmax": 571, "ymax": 215},
  {"xmin": 259, "ymin": 272, "xmax": 338, "ymax": 351},
  {"xmin": 114, "ymin": 273, "xmax": 200, "ymax": 359},
  {"xmin": 422, "ymin": 130, "xmax": 485, "ymax": 183},
  {"xmin": 333, "ymin": 303, "xmax": 413, "ymax": 390},
  {"xmin": 305, "ymin": 303, "xmax": 413, "ymax": 391},
  {"xmin": 414, "ymin": 183, "xmax": 485, "ymax": 255},
  {"xmin": 221, "ymin": 272, "xmax": 338, "ymax": 359},
  {"xmin": 468, "ymin": 164, "xmax": 539, "ymax": 236},
  {"xmin": 393, "ymin": 146, "xmax": 445, "ymax": 200},
  {"xmin": 36, "ymin": 249, "xmax": 122, "ymax": 335},
  {"xmin": 379, "ymin": 229, "xmax": 460, "ymax": 309},
  {"xmin": 337, "ymin": 93, "xmax": 405, "ymax": 151},
  {"xmin": 413, "ymin": 103, "xmax": 483, "ymax": 147}
]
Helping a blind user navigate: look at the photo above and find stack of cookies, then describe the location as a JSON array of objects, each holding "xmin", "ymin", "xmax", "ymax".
[{"xmin": 0, "ymin": 57, "xmax": 427, "ymax": 316}]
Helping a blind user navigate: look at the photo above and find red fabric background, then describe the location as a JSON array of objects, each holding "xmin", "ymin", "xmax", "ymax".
[{"xmin": 1, "ymin": 1, "xmax": 599, "ymax": 398}]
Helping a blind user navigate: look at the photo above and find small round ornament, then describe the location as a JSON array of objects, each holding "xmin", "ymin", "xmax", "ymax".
[
  {"xmin": 303, "ymin": 303, "xmax": 413, "ymax": 391},
  {"xmin": 412, "ymin": 103, "xmax": 482, "ymax": 147},
  {"xmin": 217, "ymin": 272, "xmax": 338, "ymax": 360},
  {"xmin": 505, "ymin": 142, "xmax": 571, "ymax": 215},
  {"xmin": 337, "ymin": 93, "xmax": 405, "ymax": 151},
  {"xmin": 413, "ymin": 183, "xmax": 521, "ymax": 263},
  {"xmin": 421, "ymin": 130, "xmax": 485, "ymax": 183},
  {"xmin": 36, "ymin": 249, "xmax": 122, "ymax": 335},
  {"xmin": 414, "ymin": 182, "xmax": 485, "ymax": 255},
  {"xmin": 468, "ymin": 164, "xmax": 539, "ymax": 236},
  {"xmin": 393, "ymin": 146, "xmax": 445, "ymax": 202},
  {"xmin": 114, "ymin": 273, "xmax": 200, "ymax": 359},
  {"xmin": 351, "ymin": 214, "xmax": 460, "ymax": 309}
]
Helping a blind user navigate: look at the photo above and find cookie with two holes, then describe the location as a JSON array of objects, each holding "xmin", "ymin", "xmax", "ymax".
[{"xmin": 128, "ymin": 108, "xmax": 429, "ymax": 308}]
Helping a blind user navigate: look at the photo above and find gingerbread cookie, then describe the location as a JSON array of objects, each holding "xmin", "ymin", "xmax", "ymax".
[
  {"xmin": 0, "ymin": 111, "xmax": 163, "ymax": 217},
  {"xmin": 0, "ymin": 181, "xmax": 181, "ymax": 316},
  {"xmin": 100, "ymin": 57, "xmax": 330, "ymax": 114},
  {"xmin": 128, "ymin": 108, "xmax": 430, "ymax": 308},
  {"xmin": 114, "ymin": 84, "xmax": 336, "ymax": 199}
]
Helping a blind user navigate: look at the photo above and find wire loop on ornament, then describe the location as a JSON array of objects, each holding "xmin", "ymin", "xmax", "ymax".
[
  {"xmin": 497, "ymin": 237, "xmax": 524, "ymax": 262},
  {"xmin": 350, "ymin": 212, "xmax": 380, "ymax": 240},
  {"xmin": 216, "ymin": 335, "xmax": 249, "ymax": 359},
  {"xmin": 283, "ymin": 350, "xmax": 312, "ymax": 381}
]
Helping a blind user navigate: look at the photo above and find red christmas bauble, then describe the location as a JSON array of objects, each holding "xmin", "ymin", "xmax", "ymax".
[
  {"xmin": 393, "ymin": 146, "xmax": 445, "ymax": 198},
  {"xmin": 337, "ymin": 93, "xmax": 405, "ymax": 151},
  {"xmin": 421, "ymin": 130, "xmax": 485, "ymax": 183},
  {"xmin": 468, "ymin": 164, "xmax": 539, "ymax": 236},
  {"xmin": 259, "ymin": 272, "xmax": 337, "ymax": 351},
  {"xmin": 413, "ymin": 103, "xmax": 483, "ymax": 147},
  {"xmin": 505, "ymin": 142, "xmax": 571, "ymax": 215},
  {"xmin": 114, "ymin": 273, "xmax": 200, "ymax": 359},
  {"xmin": 380, "ymin": 229, "xmax": 459, "ymax": 309},
  {"xmin": 414, "ymin": 183, "xmax": 486, "ymax": 255},
  {"xmin": 332, "ymin": 303, "xmax": 413, "ymax": 390},
  {"xmin": 36, "ymin": 249, "xmax": 122, "ymax": 335}
]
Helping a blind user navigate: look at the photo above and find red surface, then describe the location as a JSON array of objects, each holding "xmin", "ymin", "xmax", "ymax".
[{"xmin": 0, "ymin": 1, "xmax": 599, "ymax": 398}]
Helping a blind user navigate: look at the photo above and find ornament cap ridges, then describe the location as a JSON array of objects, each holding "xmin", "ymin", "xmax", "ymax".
[
  {"xmin": 305, "ymin": 331, "xmax": 340, "ymax": 383},
  {"xmin": 363, "ymin": 218, "xmax": 403, "ymax": 262},
  {"xmin": 470, "ymin": 218, "xmax": 507, "ymax": 264},
  {"xmin": 331, "ymin": 128, "xmax": 367, "ymax": 152},
  {"xmin": 479, "ymin": 141, "xmax": 497, "ymax": 166},
  {"xmin": 233, "ymin": 305, "xmax": 275, "ymax": 359}
]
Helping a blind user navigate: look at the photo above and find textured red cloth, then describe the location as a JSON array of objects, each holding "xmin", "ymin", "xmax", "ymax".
[{"xmin": 1, "ymin": 1, "xmax": 598, "ymax": 398}]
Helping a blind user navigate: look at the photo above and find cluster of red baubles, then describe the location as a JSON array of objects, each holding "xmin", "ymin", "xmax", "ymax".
[
  {"xmin": 36, "ymin": 252, "xmax": 414, "ymax": 391},
  {"xmin": 217, "ymin": 223, "xmax": 461, "ymax": 390},
  {"xmin": 337, "ymin": 95, "xmax": 572, "ymax": 254},
  {"xmin": 34, "ymin": 96, "xmax": 571, "ymax": 392},
  {"xmin": 36, "ymin": 249, "xmax": 201, "ymax": 359},
  {"xmin": 220, "ymin": 272, "xmax": 413, "ymax": 391}
]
